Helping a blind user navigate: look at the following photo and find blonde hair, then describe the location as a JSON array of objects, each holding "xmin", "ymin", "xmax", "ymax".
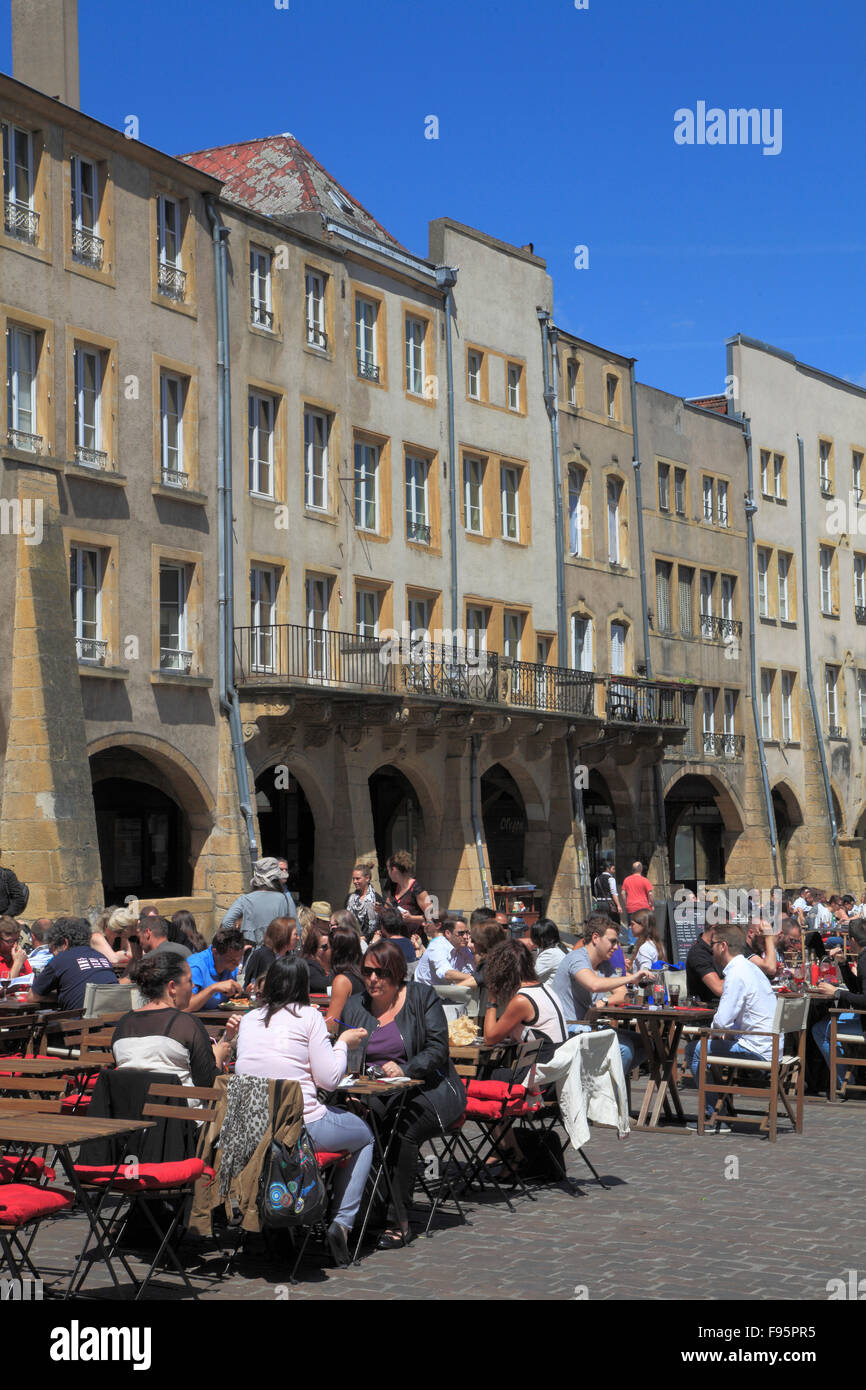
[{"xmin": 297, "ymin": 905, "xmax": 317, "ymax": 936}]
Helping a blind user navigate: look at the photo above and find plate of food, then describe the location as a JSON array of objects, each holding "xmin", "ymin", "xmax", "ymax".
[{"xmin": 220, "ymin": 999, "xmax": 254, "ymax": 1011}]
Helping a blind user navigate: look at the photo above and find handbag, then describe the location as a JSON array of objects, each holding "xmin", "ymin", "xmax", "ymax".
[{"xmin": 258, "ymin": 1116, "xmax": 327, "ymax": 1229}]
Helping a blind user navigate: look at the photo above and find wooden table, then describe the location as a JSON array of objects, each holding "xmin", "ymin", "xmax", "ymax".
[
  {"xmin": 332, "ymin": 1077, "xmax": 423, "ymax": 1256},
  {"xmin": 587, "ymin": 1003, "xmax": 716, "ymax": 1130},
  {"xmin": 0, "ymin": 1114, "xmax": 154, "ymax": 1297},
  {"xmin": 450, "ymin": 1040, "xmax": 517, "ymax": 1080},
  {"xmin": 0, "ymin": 999, "xmax": 39, "ymax": 1017}
]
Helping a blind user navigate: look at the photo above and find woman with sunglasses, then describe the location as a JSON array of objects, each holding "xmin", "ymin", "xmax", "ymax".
[
  {"xmin": 337, "ymin": 938, "xmax": 466, "ymax": 1249},
  {"xmin": 300, "ymin": 922, "xmax": 332, "ymax": 993}
]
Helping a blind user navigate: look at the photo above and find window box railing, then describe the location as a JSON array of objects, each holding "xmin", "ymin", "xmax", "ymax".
[
  {"xmin": 406, "ymin": 519, "xmax": 431, "ymax": 545},
  {"xmin": 606, "ymin": 676, "xmax": 685, "ymax": 727},
  {"xmin": 74, "ymin": 445, "xmax": 110, "ymax": 470},
  {"xmin": 157, "ymin": 261, "xmax": 187, "ymax": 300},
  {"xmin": 71, "ymin": 226, "xmax": 104, "ymax": 268},
  {"xmin": 357, "ymin": 358, "xmax": 380, "ymax": 382},
  {"xmin": 700, "ymin": 615, "xmax": 743, "ymax": 642},
  {"xmin": 251, "ymin": 300, "xmax": 274, "ymax": 329},
  {"xmin": 160, "ymin": 648, "xmax": 193, "ymax": 674},
  {"xmin": 76, "ymin": 637, "xmax": 107, "ymax": 665},
  {"xmin": 855, "ymin": 605, "xmax": 866, "ymax": 625},
  {"xmin": 161, "ymin": 468, "xmax": 189, "ymax": 490},
  {"xmin": 828, "ymin": 724, "xmax": 844, "ymax": 739},
  {"xmin": 4, "ymin": 198, "xmax": 39, "ymax": 243},
  {"xmin": 6, "ymin": 428, "xmax": 43, "ymax": 455},
  {"xmin": 307, "ymin": 326, "xmax": 328, "ymax": 350},
  {"xmin": 702, "ymin": 732, "xmax": 745, "ymax": 758}
]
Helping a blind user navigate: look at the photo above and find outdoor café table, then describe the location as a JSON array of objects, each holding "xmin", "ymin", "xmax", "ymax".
[
  {"xmin": 330, "ymin": 1076, "xmax": 423, "ymax": 1257},
  {"xmin": 587, "ymin": 1002, "xmax": 716, "ymax": 1130},
  {"xmin": 0, "ymin": 1053, "xmax": 115, "ymax": 1113},
  {"xmin": 450, "ymin": 1039, "xmax": 518, "ymax": 1080},
  {"xmin": 0, "ymin": 998, "xmax": 39, "ymax": 1018},
  {"xmin": 0, "ymin": 1113, "xmax": 153, "ymax": 1297}
]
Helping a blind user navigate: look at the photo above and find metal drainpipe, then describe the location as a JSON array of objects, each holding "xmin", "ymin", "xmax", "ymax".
[
  {"xmin": 435, "ymin": 266, "xmax": 459, "ymax": 638},
  {"xmin": 206, "ymin": 197, "xmax": 257, "ymax": 871},
  {"xmin": 470, "ymin": 734, "xmax": 492, "ymax": 907},
  {"xmin": 629, "ymin": 365, "xmax": 670, "ymax": 909},
  {"xmin": 742, "ymin": 416, "xmax": 779, "ymax": 882},
  {"xmin": 797, "ymin": 433, "xmax": 841, "ymax": 880},
  {"xmin": 539, "ymin": 311, "xmax": 590, "ymax": 919}
]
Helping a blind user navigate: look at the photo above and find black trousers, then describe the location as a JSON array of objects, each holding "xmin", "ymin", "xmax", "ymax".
[{"xmin": 365, "ymin": 1093, "xmax": 439, "ymax": 1223}]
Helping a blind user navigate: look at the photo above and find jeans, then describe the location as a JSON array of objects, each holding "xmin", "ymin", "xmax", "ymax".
[
  {"xmin": 305, "ymin": 1107, "xmax": 374, "ymax": 1229},
  {"xmin": 567, "ymin": 1022, "xmax": 644, "ymax": 1075},
  {"xmin": 690, "ymin": 1036, "xmax": 766, "ymax": 1118},
  {"xmin": 812, "ymin": 1012, "xmax": 864, "ymax": 1084}
]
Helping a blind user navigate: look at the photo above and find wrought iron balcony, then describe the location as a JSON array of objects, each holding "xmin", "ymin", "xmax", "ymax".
[
  {"xmin": 157, "ymin": 261, "xmax": 187, "ymax": 300},
  {"xmin": 251, "ymin": 300, "xmax": 274, "ymax": 329},
  {"xmin": 700, "ymin": 615, "xmax": 743, "ymax": 641},
  {"xmin": 606, "ymin": 676, "xmax": 685, "ymax": 727},
  {"xmin": 4, "ymin": 198, "xmax": 39, "ymax": 243},
  {"xmin": 76, "ymin": 636, "xmax": 107, "ymax": 665},
  {"xmin": 856, "ymin": 605, "xmax": 866, "ymax": 625},
  {"xmin": 306, "ymin": 325, "xmax": 328, "ymax": 350},
  {"xmin": 508, "ymin": 662, "xmax": 601, "ymax": 717},
  {"xmin": 160, "ymin": 648, "xmax": 193, "ymax": 674},
  {"xmin": 401, "ymin": 644, "xmax": 500, "ymax": 704},
  {"xmin": 71, "ymin": 225, "xmax": 104, "ymax": 268},
  {"xmin": 702, "ymin": 732, "xmax": 746, "ymax": 758},
  {"xmin": 406, "ymin": 519, "xmax": 431, "ymax": 545},
  {"xmin": 235, "ymin": 623, "xmax": 395, "ymax": 693},
  {"xmin": 161, "ymin": 467, "xmax": 189, "ymax": 490},
  {"xmin": 6, "ymin": 428, "xmax": 42, "ymax": 455},
  {"xmin": 74, "ymin": 445, "xmax": 110, "ymax": 470},
  {"xmin": 357, "ymin": 357, "xmax": 380, "ymax": 382},
  {"xmin": 828, "ymin": 724, "xmax": 844, "ymax": 739}
]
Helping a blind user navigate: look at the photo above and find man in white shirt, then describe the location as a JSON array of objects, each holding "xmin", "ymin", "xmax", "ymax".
[
  {"xmin": 688, "ymin": 924, "xmax": 777, "ymax": 1132},
  {"xmin": 415, "ymin": 917, "xmax": 477, "ymax": 987}
]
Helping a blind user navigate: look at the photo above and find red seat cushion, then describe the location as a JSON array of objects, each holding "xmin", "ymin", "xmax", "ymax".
[
  {"xmin": 60, "ymin": 1092, "xmax": 91, "ymax": 1113},
  {"xmin": 0, "ymin": 1156, "xmax": 55, "ymax": 1183},
  {"xmin": 314, "ymin": 1150, "xmax": 349, "ymax": 1168},
  {"xmin": 466, "ymin": 1080, "xmax": 526, "ymax": 1102},
  {"xmin": 73, "ymin": 1158, "xmax": 208, "ymax": 1191},
  {"xmin": 464, "ymin": 1098, "xmax": 506, "ymax": 1120},
  {"xmin": 0, "ymin": 1184, "xmax": 73, "ymax": 1226}
]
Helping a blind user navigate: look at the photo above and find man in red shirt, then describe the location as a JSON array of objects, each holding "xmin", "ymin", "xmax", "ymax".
[
  {"xmin": 0, "ymin": 916, "xmax": 32, "ymax": 987},
  {"xmin": 621, "ymin": 862, "xmax": 655, "ymax": 924}
]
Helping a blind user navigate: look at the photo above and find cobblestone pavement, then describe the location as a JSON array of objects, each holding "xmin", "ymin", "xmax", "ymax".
[{"xmin": 18, "ymin": 1090, "xmax": 862, "ymax": 1302}]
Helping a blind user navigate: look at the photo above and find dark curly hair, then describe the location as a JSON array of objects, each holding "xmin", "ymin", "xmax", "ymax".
[{"xmin": 483, "ymin": 940, "xmax": 537, "ymax": 1006}]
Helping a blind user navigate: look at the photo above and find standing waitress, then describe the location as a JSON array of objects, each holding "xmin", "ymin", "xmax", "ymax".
[{"xmin": 385, "ymin": 850, "xmax": 434, "ymax": 935}]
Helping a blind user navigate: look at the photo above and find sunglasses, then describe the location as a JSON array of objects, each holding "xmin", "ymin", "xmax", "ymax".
[{"xmin": 361, "ymin": 966, "xmax": 389, "ymax": 980}]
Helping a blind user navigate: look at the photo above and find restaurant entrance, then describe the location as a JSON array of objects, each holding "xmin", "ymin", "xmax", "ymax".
[
  {"xmin": 93, "ymin": 776, "xmax": 187, "ymax": 904},
  {"xmin": 255, "ymin": 766, "xmax": 315, "ymax": 905}
]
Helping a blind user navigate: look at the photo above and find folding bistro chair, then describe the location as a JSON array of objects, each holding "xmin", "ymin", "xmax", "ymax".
[
  {"xmin": 446, "ymin": 1038, "xmax": 546, "ymax": 1212},
  {"xmin": 695, "ymin": 994, "xmax": 808, "ymax": 1140},
  {"xmin": 828, "ymin": 1007, "xmax": 866, "ymax": 1102},
  {"xmin": 0, "ymin": 1180, "xmax": 75, "ymax": 1287}
]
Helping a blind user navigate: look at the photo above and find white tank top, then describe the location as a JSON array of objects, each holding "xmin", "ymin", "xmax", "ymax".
[{"xmin": 516, "ymin": 983, "xmax": 568, "ymax": 1047}]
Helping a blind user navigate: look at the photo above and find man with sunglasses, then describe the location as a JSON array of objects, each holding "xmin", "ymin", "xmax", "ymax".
[{"xmin": 415, "ymin": 916, "xmax": 477, "ymax": 987}]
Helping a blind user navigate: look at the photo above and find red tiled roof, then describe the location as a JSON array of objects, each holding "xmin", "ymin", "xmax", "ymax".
[
  {"xmin": 688, "ymin": 394, "xmax": 728, "ymax": 415},
  {"xmin": 179, "ymin": 133, "xmax": 407, "ymax": 251}
]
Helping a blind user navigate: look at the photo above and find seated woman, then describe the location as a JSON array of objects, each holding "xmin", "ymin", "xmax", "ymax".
[
  {"xmin": 325, "ymin": 921, "xmax": 365, "ymax": 1032},
  {"xmin": 235, "ymin": 957, "xmax": 372, "ymax": 1267},
  {"xmin": 112, "ymin": 952, "xmax": 237, "ymax": 1087},
  {"xmin": 482, "ymin": 940, "xmax": 568, "ymax": 1069},
  {"xmin": 470, "ymin": 919, "xmax": 509, "ymax": 987},
  {"xmin": 171, "ymin": 909, "xmax": 207, "ymax": 954},
  {"xmin": 338, "ymin": 938, "xmax": 467, "ymax": 1249},
  {"xmin": 628, "ymin": 911, "xmax": 665, "ymax": 973},
  {"xmin": 530, "ymin": 919, "xmax": 568, "ymax": 984},
  {"xmin": 244, "ymin": 916, "xmax": 299, "ymax": 991},
  {"xmin": 300, "ymin": 920, "xmax": 333, "ymax": 993},
  {"xmin": 91, "ymin": 905, "xmax": 136, "ymax": 970}
]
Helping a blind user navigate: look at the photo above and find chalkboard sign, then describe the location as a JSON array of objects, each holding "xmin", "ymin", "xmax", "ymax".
[{"xmin": 664, "ymin": 898, "xmax": 706, "ymax": 965}]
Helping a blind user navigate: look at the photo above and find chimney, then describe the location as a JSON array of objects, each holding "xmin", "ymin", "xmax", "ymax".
[{"xmin": 11, "ymin": 0, "xmax": 80, "ymax": 109}]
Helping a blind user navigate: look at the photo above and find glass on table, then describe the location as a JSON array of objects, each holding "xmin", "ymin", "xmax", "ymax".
[{"xmin": 668, "ymin": 984, "xmax": 681, "ymax": 1006}]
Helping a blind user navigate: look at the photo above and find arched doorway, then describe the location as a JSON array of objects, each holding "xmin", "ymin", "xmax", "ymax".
[
  {"xmin": 255, "ymin": 767, "xmax": 315, "ymax": 904},
  {"xmin": 772, "ymin": 784, "xmax": 802, "ymax": 883},
  {"xmin": 481, "ymin": 764, "xmax": 526, "ymax": 885},
  {"xmin": 665, "ymin": 775, "xmax": 728, "ymax": 891},
  {"xmin": 369, "ymin": 766, "xmax": 424, "ymax": 882},
  {"xmin": 92, "ymin": 773, "xmax": 189, "ymax": 903},
  {"xmin": 583, "ymin": 772, "xmax": 616, "ymax": 881}
]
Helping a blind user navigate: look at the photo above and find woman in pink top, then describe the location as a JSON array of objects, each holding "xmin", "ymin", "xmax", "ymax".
[{"xmin": 235, "ymin": 956, "xmax": 373, "ymax": 1267}]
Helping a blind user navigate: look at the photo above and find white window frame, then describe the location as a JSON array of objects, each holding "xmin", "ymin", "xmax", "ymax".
[
  {"xmin": 761, "ymin": 670, "xmax": 774, "ymax": 740},
  {"xmin": 3, "ymin": 124, "xmax": 34, "ymax": 209},
  {"xmin": 248, "ymin": 391, "xmax": 275, "ymax": 498},
  {"xmin": 353, "ymin": 441, "xmax": 379, "ymax": 532},
  {"xmin": 405, "ymin": 454, "xmax": 430, "ymax": 542},
  {"xmin": 568, "ymin": 466, "xmax": 584, "ymax": 557},
  {"xmin": 773, "ymin": 453, "xmax": 784, "ymax": 500},
  {"xmin": 781, "ymin": 672, "xmax": 794, "ymax": 742},
  {"xmin": 720, "ymin": 573, "xmax": 734, "ymax": 624},
  {"xmin": 355, "ymin": 588, "xmax": 380, "ymax": 640},
  {"xmin": 160, "ymin": 371, "xmax": 185, "ymax": 483},
  {"xmin": 303, "ymin": 408, "xmax": 329, "ymax": 512},
  {"xmin": 854, "ymin": 554, "xmax": 866, "ymax": 609},
  {"xmin": 407, "ymin": 596, "xmax": 431, "ymax": 652},
  {"xmin": 70, "ymin": 153, "xmax": 98, "ymax": 236},
  {"xmin": 405, "ymin": 317, "xmax": 425, "ymax": 396},
  {"xmin": 503, "ymin": 611, "xmax": 523, "ymax": 661},
  {"xmin": 507, "ymin": 363, "xmax": 521, "ymax": 412},
  {"xmin": 723, "ymin": 689, "xmax": 736, "ymax": 739},
  {"xmin": 858, "ymin": 671, "xmax": 866, "ymax": 738},
  {"xmin": 6, "ymin": 324, "xmax": 37, "ymax": 436},
  {"xmin": 500, "ymin": 465, "xmax": 520, "ymax": 542},
  {"xmin": 73, "ymin": 345, "xmax": 103, "ymax": 455},
  {"xmin": 674, "ymin": 467, "xmax": 686, "ymax": 516},
  {"xmin": 757, "ymin": 549, "xmax": 769, "ymax": 618},
  {"xmin": 854, "ymin": 451, "xmax": 864, "ymax": 506},
  {"xmin": 658, "ymin": 463, "xmax": 670, "ymax": 512},
  {"xmin": 777, "ymin": 552, "xmax": 789, "ymax": 622},
  {"xmin": 760, "ymin": 450, "xmax": 770, "ymax": 495},
  {"xmin": 819, "ymin": 546, "xmax": 833, "ymax": 614},
  {"xmin": 825, "ymin": 666, "xmax": 839, "ymax": 730},
  {"xmin": 305, "ymin": 574, "xmax": 331, "ymax": 678},
  {"xmin": 717, "ymin": 479, "xmax": 729, "ymax": 527},
  {"xmin": 656, "ymin": 561, "xmax": 672, "ymax": 632},
  {"xmin": 249, "ymin": 247, "xmax": 273, "ymax": 329},
  {"xmin": 466, "ymin": 605, "xmax": 489, "ymax": 660},
  {"xmin": 156, "ymin": 194, "xmax": 181, "ymax": 269},
  {"xmin": 605, "ymin": 375, "xmax": 617, "ymax": 420},
  {"xmin": 571, "ymin": 614, "xmax": 592, "ymax": 672},
  {"xmin": 700, "ymin": 571, "xmax": 714, "ymax": 638},
  {"xmin": 610, "ymin": 621, "xmax": 626, "ymax": 676},
  {"xmin": 250, "ymin": 565, "xmax": 277, "ymax": 673},
  {"xmin": 606, "ymin": 478, "xmax": 621, "ymax": 564},
  {"xmin": 355, "ymin": 297, "xmax": 377, "ymax": 375},
  {"xmin": 159, "ymin": 563, "xmax": 188, "ymax": 670},
  {"xmin": 702, "ymin": 476, "xmax": 714, "ymax": 523},
  {"xmin": 467, "ymin": 350, "xmax": 482, "ymax": 400},
  {"xmin": 70, "ymin": 544, "xmax": 103, "ymax": 645},
  {"xmin": 566, "ymin": 359, "xmax": 578, "ymax": 406},
  {"xmin": 819, "ymin": 440, "xmax": 832, "ymax": 493},
  {"xmin": 464, "ymin": 457, "xmax": 484, "ymax": 535},
  {"xmin": 305, "ymin": 270, "xmax": 327, "ymax": 348},
  {"xmin": 702, "ymin": 689, "xmax": 716, "ymax": 754}
]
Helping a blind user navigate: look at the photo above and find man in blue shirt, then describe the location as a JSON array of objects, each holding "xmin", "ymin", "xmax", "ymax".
[
  {"xmin": 27, "ymin": 917, "xmax": 118, "ymax": 1011},
  {"xmin": 187, "ymin": 926, "xmax": 245, "ymax": 1010}
]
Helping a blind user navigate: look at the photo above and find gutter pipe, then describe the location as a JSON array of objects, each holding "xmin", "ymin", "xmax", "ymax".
[{"xmin": 742, "ymin": 416, "xmax": 779, "ymax": 883}]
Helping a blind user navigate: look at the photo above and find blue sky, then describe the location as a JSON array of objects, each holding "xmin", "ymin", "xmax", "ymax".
[{"xmin": 2, "ymin": 0, "xmax": 864, "ymax": 396}]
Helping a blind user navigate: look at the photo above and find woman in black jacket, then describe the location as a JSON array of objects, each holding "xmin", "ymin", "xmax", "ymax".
[{"xmin": 339, "ymin": 937, "xmax": 466, "ymax": 1248}]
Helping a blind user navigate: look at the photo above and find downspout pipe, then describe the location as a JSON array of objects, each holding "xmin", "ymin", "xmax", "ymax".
[
  {"xmin": 629, "ymin": 365, "xmax": 670, "ymax": 909},
  {"xmin": 435, "ymin": 265, "xmax": 459, "ymax": 640},
  {"xmin": 206, "ymin": 196, "xmax": 257, "ymax": 872},
  {"xmin": 742, "ymin": 416, "xmax": 779, "ymax": 882},
  {"xmin": 470, "ymin": 734, "xmax": 492, "ymax": 907},
  {"xmin": 797, "ymin": 432, "xmax": 841, "ymax": 878}
]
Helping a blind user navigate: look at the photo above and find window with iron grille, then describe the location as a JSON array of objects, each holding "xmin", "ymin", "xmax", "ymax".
[
  {"xmin": 73, "ymin": 345, "xmax": 103, "ymax": 457},
  {"xmin": 70, "ymin": 545, "xmax": 103, "ymax": 652},
  {"xmin": 405, "ymin": 454, "xmax": 430, "ymax": 542},
  {"xmin": 7, "ymin": 324, "xmax": 37, "ymax": 439},
  {"xmin": 355, "ymin": 297, "xmax": 378, "ymax": 378},
  {"xmin": 70, "ymin": 155, "xmax": 100, "ymax": 264},
  {"xmin": 159, "ymin": 563, "xmax": 188, "ymax": 670},
  {"xmin": 305, "ymin": 269, "xmax": 327, "ymax": 348},
  {"xmin": 2, "ymin": 124, "xmax": 36, "ymax": 241},
  {"xmin": 161, "ymin": 372, "xmax": 186, "ymax": 484}
]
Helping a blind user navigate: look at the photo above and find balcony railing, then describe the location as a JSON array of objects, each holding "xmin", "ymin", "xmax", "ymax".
[
  {"xmin": 161, "ymin": 467, "xmax": 189, "ymax": 490},
  {"xmin": 251, "ymin": 300, "xmax": 274, "ymax": 329},
  {"xmin": 160, "ymin": 648, "xmax": 193, "ymax": 674},
  {"xmin": 4, "ymin": 198, "xmax": 39, "ymax": 243},
  {"xmin": 307, "ymin": 326, "xmax": 328, "ymax": 350},
  {"xmin": 606, "ymin": 676, "xmax": 685, "ymax": 727},
  {"xmin": 71, "ymin": 226, "xmax": 104, "ymax": 268},
  {"xmin": 158, "ymin": 261, "xmax": 187, "ymax": 300},
  {"xmin": 74, "ymin": 445, "xmax": 110, "ymax": 470},
  {"xmin": 76, "ymin": 636, "xmax": 107, "ymax": 665},
  {"xmin": 702, "ymin": 732, "xmax": 746, "ymax": 758},
  {"xmin": 235, "ymin": 624, "xmax": 687, "ymax": 730},
  {"xmin": 828, "ymin": 724, "xmax": 844, "ymax": 739},
  {"xmin": 856, "ymin": 605, "xmax": 866, "ymax": 625},
  {"xmin": 357, "ymin": 358, "xmax": 380, "ymax": 382},
  {"xmin": 700, "ymin": 615, "xmax": 743, "ymax": 641},
  {"xmin": 406, "ymin": 519, "xmax": 431, "ymax": 545},
  {"xmin": 6, "ymin": 428, "xmax": 43, "ymax": 455}
]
